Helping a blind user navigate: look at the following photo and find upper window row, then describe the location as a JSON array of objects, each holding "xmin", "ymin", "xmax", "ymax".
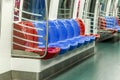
[{"xmin": 14, "ymin": 0, "xmax": 74, "ymax": 21}]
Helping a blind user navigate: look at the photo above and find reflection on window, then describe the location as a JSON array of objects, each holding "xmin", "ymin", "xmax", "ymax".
[
  {"xmin": 99, "ymin": 0, "xmax": 108, "ymax": 15},
  {"xmin": 58, "ymin": 0, "xmax": 74, "ymax": 19},
  {"xmin": 14, "ymin": 0, "xmax": 20, "ymax": 21},
  {"xmin": 22, "ymin": 0, "xmax": 46, "ymax": 20}
]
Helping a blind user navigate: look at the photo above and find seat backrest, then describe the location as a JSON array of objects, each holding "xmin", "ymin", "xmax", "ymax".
[
  {"xmin": 48, "ymin": 20, "xmax": 59, "ymax": 43},
  {"xmin": 63, "ymin": 19, "xmax": 74, "ymax": 38},
  {"xmin": 105, "ymin": 17, "xmax": 112, "ymax": 28},
  {"xmin": 76, "ymin": 18, "xmax": 85, "ymax": 35},
  {"xmin": 105, "ymin": 16, "xmax": 116, "ymax": 28},
  {"xmin": 33, "ymin": 21, "xmax": 46, "ymax": 47},
  {"xmin": 69, "ymin": 19, "xmax": 80, "ymax": 36},
  {"xmin": 54, "ymin": 20, "xmax": 68, "ymax": 41}
]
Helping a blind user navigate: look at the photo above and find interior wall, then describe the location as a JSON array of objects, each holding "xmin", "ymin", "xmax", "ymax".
[
  {"xmin": 73, "ymin": 0, "xmax": 79, "ymax": 19},
  {"xmin": 106, "ymin": 0, "xmax": 112, "ymax": 16},
  {"xmin": 78, "ymin": 0, "xmax": 85, "ymax": 19},
  {"xmin": 93, "ymin": 0, "xmax": 99, "ymax": 34},
  {"xmin": 49, "ymin": 0, "xmax": 59, "ymax": 20},
  {"xmin": 0, "ymin": 0, "xmax": 13, "ymax": 74},
  {"xmin": 113, "ymin": 0, "xmax": 118, "ymax": 16}
]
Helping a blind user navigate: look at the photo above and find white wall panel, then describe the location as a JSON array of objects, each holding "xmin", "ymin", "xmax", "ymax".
[
  {"xmin": 11, "ymin": 58, "xmax": 41, "ymax": 72},
  {"xmin": 49, "ymin": 0, "xmax": 59, "ymax": 20},
  {"xmin": 78, "ymin": 0, "xmax": 85, "ymax": 19},
  {"xmin": 106, "ymin": 0, "xmax": 112, "ymax": 16},
  {"xmin": 93, "ymin": 0, "xmax": 99, "ymax": 34},
  {"xmin": 113, "ymin": 0, "xmax": 118, "ymax": 16},
  {"xmin": 0, "ymin": 0, "xmax": 13, "ymax": 74},
  {"xmin": 73, "ymin": 0, "xmax": 79, "ymax": 19}
]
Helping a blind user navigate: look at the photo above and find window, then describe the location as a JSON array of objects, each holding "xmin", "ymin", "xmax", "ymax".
[
  {"xmin": 57, "ymin": 0, "xmax": 74, "ymax": 19},
  {"xmin": 99, "ymin": 0, "xmax": 108, "ymax": 15},
  {"xmin": 89, "ymin": 0, "xmax": 97, "ymax": 16},
  {"xmin": 22, "ymin": 0, "xmax": 46, "ymax": 20}
]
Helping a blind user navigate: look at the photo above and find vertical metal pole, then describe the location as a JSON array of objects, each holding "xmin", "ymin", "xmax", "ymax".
[
  {"xmin": 44, "ymin": 0, "xmax": 49, "ymax": 58},
  {"xmin": 38, "ymin": 0, "xmax": 49, "ymax": 58},
  {"xmin": 19, "ymin": 0, "xmax": 23, "ymax": 21}
]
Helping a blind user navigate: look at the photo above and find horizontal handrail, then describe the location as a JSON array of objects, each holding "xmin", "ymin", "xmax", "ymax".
[
  {"xmin": 13, "ymin": 29, "xmax": 43, "ymax": 38},
  {"xmin": 14, "ymin": 15, "xmax": 43, "ymax": 22},
  {"xmin": 83, "ymin": 11, "xmax": 95, "ymax": 15},
  {"xmin": 13, "ymin": 42, "xmax": 43, "ymax": 51},
  {"xmin": 14, "ymin": 8, "xmax": 42, "ymax": 17},
  {"xmin": 13, "ymin": 22, "xmax": 43, "ymax": 31},
  {"xmin": 13, "ymin": 35, "xmax": 43, "ymax": 44}
]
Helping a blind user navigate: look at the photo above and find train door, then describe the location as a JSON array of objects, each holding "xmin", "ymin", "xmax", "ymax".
[
  {"xmin": 99, "ymin": 0, "xmax": 108, "ymax": 16},
  {"xmin": 88, "ymin": 0, "xmax": 98, "ymax": 35},
  {"xmin": 80, "ymin": 0, "xmax": 98, "ymax": 35}
]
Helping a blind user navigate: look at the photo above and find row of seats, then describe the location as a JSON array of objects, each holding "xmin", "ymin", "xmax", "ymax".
[
  {"xmin": 34, "ymin": 19, "xmax": 95, "ymax": 54},
  {"xmin": 105, "ymin": 16, "xmax": 120, "ymax": 32},
  {"xmin": 99, "ymin": 16, "xmax": 120, "ymax": 32},
  {"xmin": 13, "ymin": 19, "xmax": 96, "ymax": 59}
]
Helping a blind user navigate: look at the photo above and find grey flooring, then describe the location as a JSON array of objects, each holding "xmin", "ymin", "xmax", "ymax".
[{"xmin": 52, "ymin": 37, "xmax": 120, "ymax": 80}]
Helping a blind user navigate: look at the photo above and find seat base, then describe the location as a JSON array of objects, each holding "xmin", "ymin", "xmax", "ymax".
[{"xmin": 11, "ymin": 42, "xmax": 95, "ymax": 80}]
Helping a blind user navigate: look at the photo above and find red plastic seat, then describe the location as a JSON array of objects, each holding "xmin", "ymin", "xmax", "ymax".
[
  {"xmin": 27, "ymin": 47, "xmax": 60, "ymax": 59},
  {"xmin": 76, "ymin": 18, "xmax": 85, "ymax": 35},
  {"xmin": 98, "ymin": 17, "xmax": 106, "ymax": 29},
  {"xmin": 76, "ymin": 18, "xmax": 100, "ymax": 39},
  {"xmin": 13, "ymin": 21, "xmax": 60, "ymax": 59},
  {"xmin": 13, "ymin": 22, "xmax": 27, "ymax": 50}
]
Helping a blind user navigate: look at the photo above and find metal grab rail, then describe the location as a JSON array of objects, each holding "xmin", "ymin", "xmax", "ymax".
[
  {"xmin": 82, "ymin": 10, "xmax": 99, "ymax": 34},
  {"xmin": 83, "ymin": 11, "xmax": 95, "ymax": 15},
  {"xmin": 13, "ymin": 35, "xmax": 43, "ymax": 44},
  {"xmin": 12, "ymin": 0, "xmax": 49, "ymax": 59},
  {"xmin": 14, "ymin": 15, "xmax": 43, "ymax": 22},
  {"xmin": 41, "ymin": 0, "xmax": 49, "ymax": 59},
  {"xmin": 13, "ymin": 22, "xmax": 43, "ymax": 31},
  {"xmin": 14, "ymin": 8, "xmax": 42, "ymax": 17},
  {"xmin": 13, "ymin": 28, "xmax": 43, "ymax": 38}
]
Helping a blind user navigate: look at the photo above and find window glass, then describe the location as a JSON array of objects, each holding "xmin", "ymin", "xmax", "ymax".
[
  {"xmin": 58, "ymin": 0, "xmax": 74, "ymax": 19},
  {"xmin": 99, "ymin": 0, "xmax": 108, "ymax": 15},
  {"xmin": 22, "ymin": 0, "xmax": 46, "ymax": 20}
]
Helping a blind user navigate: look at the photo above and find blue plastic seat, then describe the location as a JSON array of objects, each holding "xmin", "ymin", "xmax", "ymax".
[
  {"xmin": 48, "ymin": 20, "xmax": 70, "ymax": 54},
  {"xmin": 33, "ymin": 21, "xmax": 70, "ymax": 54},
  {"xmin": 68, "ymin": 19, "xmax": 95, "ymax": 43},
  {"xmin": 54, "ymin": 20, "xmax": 78, "ymax": 50},
  {"xmin": 105, "ymin": 17, "xmax": 116, "ymax": 30},
  {"xmin": 33, "ymin": 21, "xmax": 46, "ymax": 48},
  {"xmin": 31, "ymin": 0, "xmax": 45, "ymax": 20},
  {"xmin": 33, "ymin": 18, "xmax": 95, "ymax": 55},
  {"xmin": 113, "ymin": 17, "xmax": 120, "ymax": 32}
]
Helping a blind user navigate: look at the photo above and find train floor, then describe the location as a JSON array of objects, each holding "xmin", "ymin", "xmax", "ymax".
[{"xmin": 52, "ymin": 37, "xmax": 120, "ymax": 80}]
